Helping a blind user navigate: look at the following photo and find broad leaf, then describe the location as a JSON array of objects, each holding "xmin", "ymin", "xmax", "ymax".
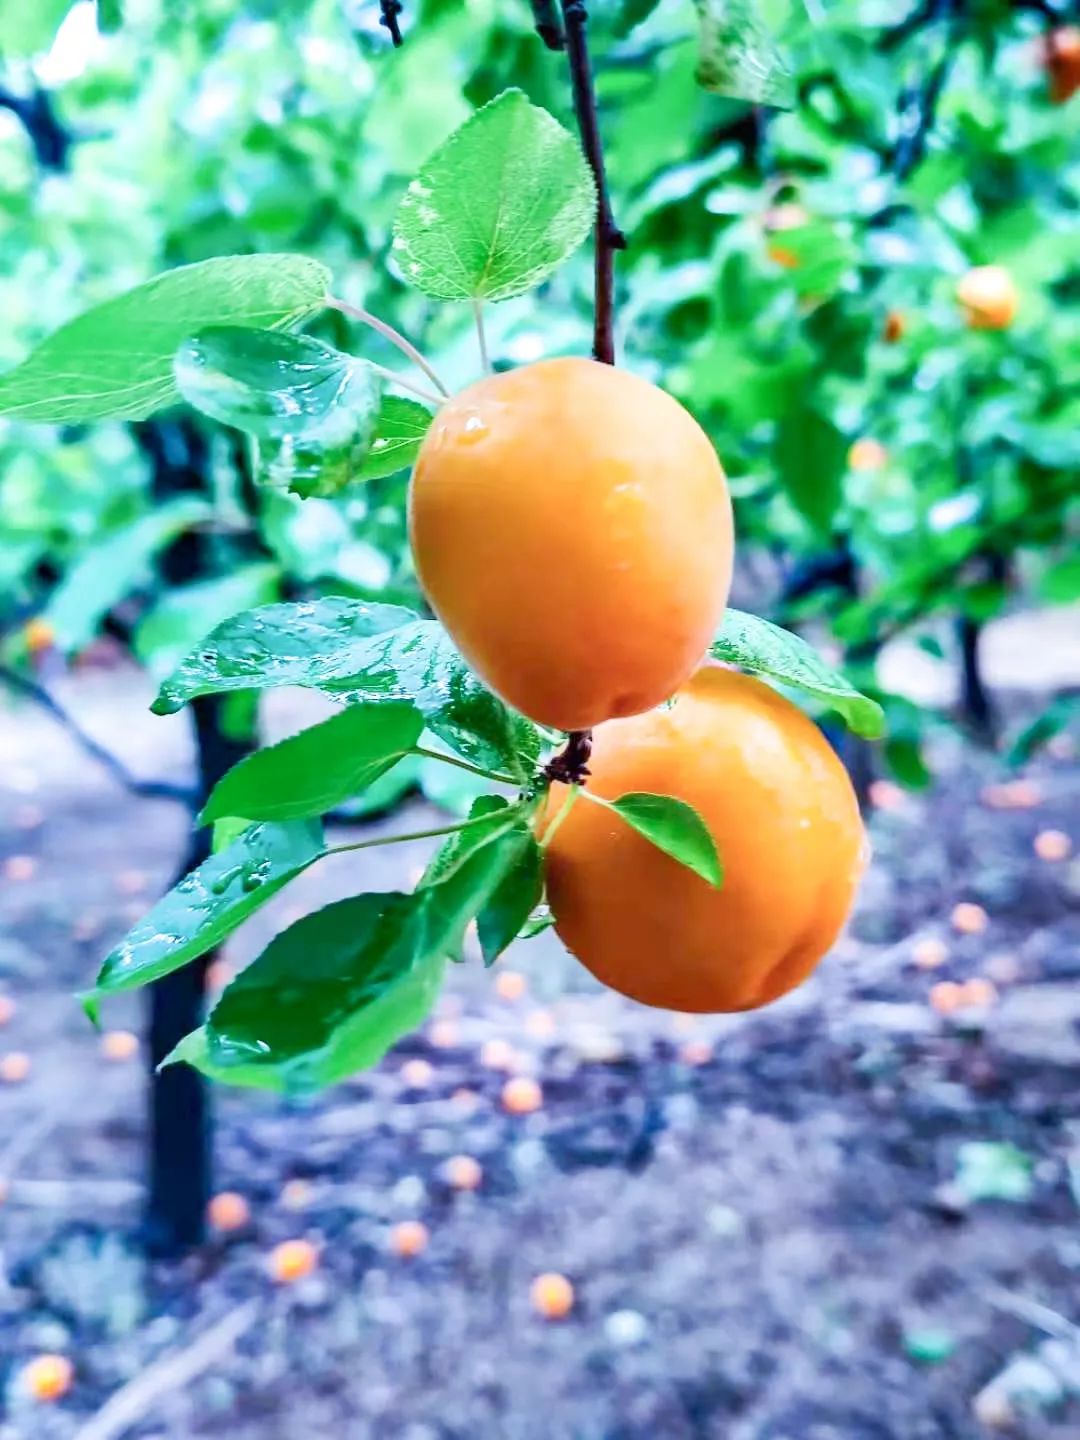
[
  {"xmin": 151, "ymin": 597, "xmax": 418, "ymax": 714},
  {"xmin": 693, "ymin": 0, "xmax": 794, "ymax": 108},
  {"xmin": 45, "ymin": 499, "xmax": 212, "ymax": 653},
  {"xmin": 594, "ymin": 792, "xmax": 723, "ymax": 887},
  {"xmin": 174, "ymin": 327, "xmax": 383, "ymax": 498},
  {"xmin": 98, "ymin": 0, "xmax": 122, "ymax": 31},
  {"xmin": 330, "ymin": 621, "xmax": 541, "ymax": 776},
  {"xmin": 92, "ymin": 821, "xmax": 324, "ymax": 1000},
  {"xmin": 477, "ymin": 836, "xmax": 543, "ymax": 965},
  {"xmin": 0, "ymin": 0, "xmax": 71, "ymax": 55},
  {"xmin": 393, "ymin": 88, "xmax": 596, "ymax": 303},
  {"xmin": 420, "ymin": 796, "xmax": 519, "ymax": 888},
  {"xmin": 710, "ymin": 609, "xmax": 885, "ymax": 739},
  {"xmin": 200, "ymin": 701, "xmax": 423, "ymax": 824},
  {"xmin": 170, "ymin": 824, "xmax": 529, "ymax": 1092},
  {"xmin": 774, "ymin": 397, "xmax": 847, "ymax": 537},
  {"xmin": 0, "ymin": 256, "xmax": 330, "ymax": 423},
  {"xmin": 357, "ymin": 396, "xmax": 433, "ymax": 481}
]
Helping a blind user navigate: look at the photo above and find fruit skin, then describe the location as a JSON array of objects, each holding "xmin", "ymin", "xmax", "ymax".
[
  {"xmin": 530, "ymin": 1272, "xmax": 575, "ymax": 1319},
  {"xmin": 957, "ymin": 266, "xmax": 1017, "ymax": 330},
  {"xmin": 544, "ymin": 666, "xmax": 866, "ymax": 1014},
  {"xmin": 1046, "ymin": 27, "xmax": 1080, "ymax": 104},
  {"xmin": 22, "ymin": 1354, "xmax": 74, "ymax": 1403},
  {"xmin": 409, "ymin": 358, "xmax": 733, "ymax": 732}
]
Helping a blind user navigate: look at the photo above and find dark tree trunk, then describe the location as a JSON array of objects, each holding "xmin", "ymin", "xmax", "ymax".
[
  {"xmin": 955, "ymin": 552, "xmax": 1007, "ymax": 745},
  {"xmin": 137, "ymin": 419, "xmax": 257, "ymax": 1256}
]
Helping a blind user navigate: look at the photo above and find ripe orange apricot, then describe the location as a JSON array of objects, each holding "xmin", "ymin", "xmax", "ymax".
[
  {"xmin": 1034, "ymin": 828, "xmax": 1071, "ymax": 861},
  {"xmin": 502, "ymin": 1075, "xmax": 543, "ymax": 1114},
  {"xmin": 957, "ymin": 266, "xmax": 1017, "ymax": 330},
  {"xmin": 530, "ymin": 1272, "xmax": 575, "ymax": 1319},
  {"xmin": 883, "ymin": 310, "xmax": 905, "ymax": 343},
  {"xmin": 268, "ymin": 1238, "xmax": 319, "ymax": 1283},
  {"xmin": 390, "ymin": 1220, "xmax": 429, "ymax": 1257},
  {"xmin": 21, "ymin": 1354, "xmax": 74, "ymax": 1403},
  {"xmin": 444, "ymin": 1154, "xmax": 483, "ymax": 1191},
  {"xmin": 848, "ymin": 438, "xmax": 888, "ymax": 472},
  {"xmin": 23, "ymin": 618, "xmax": 55, "ymax": 655},
  {"xmin": 951, "ymin": 901, "xmax": 988, "ymax": 935},
  {"xmin": 1046, "ymin": 27, "xmax": 1080, "ymax": 103},
  {"xmin": 409, "ymin": 358, "xmax": 733, "ymax": 732},
  {"xmin": 100, "ymin": 1029, "xmax": 139, "ymax": 1062},
  {"xmin": 208, "ymin": 1191, "xmax": 251, "ymax": 1232},
  {"xmin": 543, "ymin": 666, "xmax": 866, "ymax": 1013}
]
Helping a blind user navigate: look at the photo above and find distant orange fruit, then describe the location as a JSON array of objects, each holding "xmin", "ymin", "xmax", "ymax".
[
  {"xmin": 451, "ymin": 1087, "xmax": 480, "ymax": 1113},
  {"xmin": 444, "ymin": 1155, "xmax": 483, "ymax": 1191},
  {"xmin": 268, "ymin": 1238, "xmax": 319, "ymax": 1284},
  {"xmin": 21, "ymin": 1353, "xmax": 73, "ymax": 1403},
  {"xmin": 400, "ymin": 1058, "xmax": 434, "ymax": 1089},
  {"xmin": 281, "ymin": 1178, "xmax": 313, "ymax": 1211},
  {"xmin": 1046, "ymin": 27, "xmax": 1080, "ymax": 103},
  {"xmin": 929, "ymin": 981, "xmax": 965, "ymax": 1015},
  {"xmin": 0, "ymin": 1052, "xmax": 31, "ymax": 1084},
  {"xmin": 23, "ymin": 618, "xmax": 55, "ymax": 655},
  {"xmin": 848, "ymin": 438, "xmax": 888, "ymax": 472},
  {"xmin": 524, "ymin": 1009, "xmax": 557, "ymax": 1040},
  {"xmin": 208, "ymin": 1191, "xmax": 251, "ymax": 1233},
  {"xmin": 502, "ymin": 1076, "xmax": 543, "ymax": 1115},
  {"xmin": 530, "ymin": 1272, "xmax": 575, "ymax": 1319},
  {"xmin": 101, "ymin": 1029, "xmax": 139, "ymax": 1062},
  {"xmin": 1034, "ymin": 829, "xmax": 1071, "ymax": 862},
  {"xmin": 981, "ymin": 780, "xmax": 1041, "ymax": 810},
  {"xmin": 679, "ymin": 1039, "xmax": 713, "ymax": 1067},
  {"xmin": 480, "ymin": 1038, "xmax": 517, "ymax": 1071},
  {"xmin": 544, "ymin": 667, "xmax": 866, "ymax": 1013},
  {"xmin": 883, "ymin": 310, "xmax": 905, "ymax": 343},
  {"xmin": 429, "ymin": 1018, "xmax": 459, "ymax": 1049},
  {"xmin": 494, "ymin": 970, "xmax": 527, "ymax": 1003},
  {"xmin": 957, "ymin": 266, "xmax": 1017, "ymax": 330},
  {"xmin": 410, "ymin": 358, "xmax": 733, "ymax": 731},
  {"xmin": 911, "ymin": 937, "xmax": 949, "ymax": 970},
  {"xmin": 390, "ymin": 1220, "xmax": 429, "ymax": 1258},
  {"xmin": 4, "ymin": 855, "xmax": 37, "ymax": 883},
  {"xmin": 0, "ymin": 995, "xmax": 15, "ymax": 1026},
  {"xmin": 951, "ymin": 902, "xmax": 988, "ymax": 935},
  {"xmin": 961, "ymin": 978, "xmax": 998, "ymax": 1008}
]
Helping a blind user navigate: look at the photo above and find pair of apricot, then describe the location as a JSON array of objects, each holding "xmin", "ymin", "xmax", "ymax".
[{"xmin": 409, "ymin": 358, "xmax": 865, "ymax": 1014}]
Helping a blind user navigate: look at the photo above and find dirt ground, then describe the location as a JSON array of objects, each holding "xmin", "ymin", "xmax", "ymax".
[{"xmin": 0, "ymin": 660, "xmax": 1078, "ymax": 1440}]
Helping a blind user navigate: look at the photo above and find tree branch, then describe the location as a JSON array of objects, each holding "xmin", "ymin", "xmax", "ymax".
[
  {"xmin": 560, "ymin": 0, "xmax": 626, "ymax": 367},
  {"xmin": 530, "ymin": 0, "xmax": 565, "ymax": 51},
  {"xmin": 0, "ymin": 665, "xmax": 195, "ymax": 805},
  {"xmin": 379, "ymin": 0, "xmax": 404, "ymax": 46}
]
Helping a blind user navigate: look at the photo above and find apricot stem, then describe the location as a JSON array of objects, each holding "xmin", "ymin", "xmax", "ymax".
[
  {"xmin": 327, "ymin": 297, "xmax": 451, "ymax": 398},
  {"xmin": 473, "ymin": 299, "xmax": 491, "ymax": 375},
  {"xmin": 330, "ymin": 802, "xmax": 527, "ymax": 858},
  {"xmin": 411, "ymin": 745, "xmax": 517, "ymax": 786},
  {"xmin": 539, "ymin": 784, "xmax": 580, "ymax": 849},
  {"xmin": 545, "ymin": 728, "xmax": 592, "ymax": 785},
  {"xmin": 369, "ymin": 365, "xmax": 445, "ymax": 408}
]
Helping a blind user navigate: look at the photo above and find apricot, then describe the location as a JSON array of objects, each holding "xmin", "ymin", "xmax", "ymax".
[
  {"xmin": 502, "ymin": 1075, "xmax": 543, "ymax": 1114},
  {"xmin": 848, "ymin": 438, "xmax": 888, "ymax": 472},
  {"xmin": 957, "ymin": 266, "xmax": 1017, "ymax": 330},
  {"xmin": 409, "ymin": 358, "xmax": 733, "ymax": 732},
  {"xmin": 1034, "ymin": 828, "xmax": 1071, "ymax": 861},
  {"xmin": 21, "ymin": 1354, "xmax": 73, "ymax": 1403},
  {"xmin": 530, "ymin": 1272, "xmax": 575, "ymax": 1319},
  {"xmin": 1046, "ymin": 27, "xmax": 1080, "ymax": 103},
  {"xmin": 23, "ymin": 618, "xmax": 55, "ymax": 655},
  {"xmin": 268, "ymin": 1238, "xmax": 319, "ymax": 1283},
  {"xmin": 390, "ymin": 1220, "xmax": 429, "ymax": 1257},
  {"xmin": 883, "ymin": 310, "xmax": 905, "ymax": 343},
  {"xmin": 101, "ymin": 1029, "xmax": 139, "ymax": 1062},
  {"xmin": 444, "ymin": 1154, "xmax": 483, "ymax": 1191},
  {"xmin": 951, "ymin": 901, "xmax": 988, "ymax": 935},
  {"xmin": 208, "ymin": 1191, "xmax": 251, "ymax": 1232},
  {"xmin": 543, "ymin": 666, "xmax": 866, "ymax": 1013}
]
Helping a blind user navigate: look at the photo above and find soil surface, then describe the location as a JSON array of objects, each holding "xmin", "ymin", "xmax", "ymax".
[{"xmin": 0, "ymin": 662, "xmax": 1078, "ymax": 1440}]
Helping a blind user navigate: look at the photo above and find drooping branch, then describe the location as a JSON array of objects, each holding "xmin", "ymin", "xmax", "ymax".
[
  {"xmin": 560, "ymin": 0, "xmax": 626, "ymax": 367},
  {"xmin": 379, "ymin": 0, "xmax": 404, "ymax": 46}
]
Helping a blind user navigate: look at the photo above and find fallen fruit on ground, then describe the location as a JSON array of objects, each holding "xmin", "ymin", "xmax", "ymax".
[
  {"xmin": 21, "ymin": 1354, "xmax": 74, "ymax": 1403},
  {"xmin": 951, "ymin": 901, "xmax": 988, "ymax": 935},
  {"xmin": 409, "ymin": 358, "xmax": 733, "ymax": 731},
  {"xmin": 208, "ymin": 1191, "xmax": 251, "ymax": 1232},
  {"xmin": 390, "ymin": 1220, "xmax": 429, "ymax": 1257},
  {"xmin": 1034, "ymin": 828, "xmax": 1071, "ymax": 861},
  {"xmin": 444, "ymin": 1155, "xmax": 483, "ymax": 1191},
  {"xmin": 502, "ymin": 1075, "xmax": 543, "ymax": 1114},
  {"xmin": 100, "ymin": 1029, "xmax": 139, "ymax": 1062},
  {"xmin": 530, "ymin": 1272, "xmax": 575, "ymax": 1319},
  {"xmin": 543, "ymin": 666, "xmax": 866, "ymax": 1013},
  {"xmin": 0, "ymin": 1052, "xmax": 32, "ymax": 1084},
  {"xmin": 957, "ymin": 265, "xmax": 1017, "ymax": 330},
  {"xmin": 268, "ymin": 1238, "xmax": 319, "ymax": 1283}
]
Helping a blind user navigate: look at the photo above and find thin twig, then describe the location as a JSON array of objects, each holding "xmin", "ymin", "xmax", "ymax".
[
  {"xmin": 530, "ymin": 0, "xmax": 565, "ymax": 50},
  {"xmin": 0, "ymin": 665, "xmax": 194, "ymax": 805},
  {"xmin": 473, "ymin": 299, "xmax": 491, "ymax": 375},
  {"xmin": 560, "ymin": 0, "xmax": 626, "ymax": 366},
  {"xmin": 411, "ymin": 745, "xmax": 516, "ymax": 785},
  {"xmin": 329, "ymin": 802, "xmax": 527, "ymax": 858},
  {"xmin": 368, "ymin": 364, "xmax": 444, "ymax": 408},
  {"xmin": 72, "ymin": 1301, "xmax": 260, "ymax": 1440},
  {"xmin": 378, "ymin": 0, "xmax": 404, "ymax": 47},
  {"xmin": 327, "ymin": 297, "xmax": 450, "ymax": 397}
]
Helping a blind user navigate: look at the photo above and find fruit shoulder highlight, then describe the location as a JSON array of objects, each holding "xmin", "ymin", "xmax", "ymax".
[
  {"xmin": 409, "ymin": 357, "xmax": 733, "ymax": 732},
  {"xmin": 542, "ymin": 666, "xmax": 867, "ymax": 1014}
]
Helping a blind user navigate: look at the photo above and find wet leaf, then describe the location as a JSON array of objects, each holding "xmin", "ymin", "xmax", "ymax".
[
  {"xmin": 357, "ymin": 395, "xmax": 434, "ymax": 481},
  {"xmin": 92, "ymin": 821, "xmax": 324, "ymax": 999},
  {"xmin": 693, "ymin": 0, "xmax": 794, "ymax": 108},
  {"xmin": 174, "ymin": 327, "xmax": 383, "ymax": 498},
  {"xmin": 200, "ymin": 701, "xmax": 424, "ymax": 824},
  {"xmin": 594, "ymin": 792, "xmax": 723, "ymax": 887},
  {"xmin": 710, "ymin": 610, "xmax": 885, "ymax": 739},
  {"xmin": 0, "ymin": 0, "xmax": 72, "ymax": 55},
  {"xmin": 0, "ymin": 256, "xmax": 330, "ymax": 423},
  {"xmin": 774, "ymin": 396, "xmax": 848, "ymax": 537},
  {"xmin": 477, "ymin": 836, "xmax": 543, "ymax": 965},
  {"xmin": 393, "ymin": 88, "xmax": 596, "ymax": 303}
]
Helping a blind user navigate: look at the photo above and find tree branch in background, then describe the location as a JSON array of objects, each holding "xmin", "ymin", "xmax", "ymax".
[
  {"xmin": 530, "ymin": 0, "xmax": 565, "ymax": 51},
  {"xmin": 379, "ymin": 0, "xmax": 404, "ymax": 47},
  {"xmin": 0, "ymin": 86, "xmax": 71, "ymax": 170},
  {"xmin": 0, "ymin": 665, "xmax": 194, "ymax": 805},
  {"xmin": 890, "ymin": 0, "xmax": 957, "ymax": 183}
]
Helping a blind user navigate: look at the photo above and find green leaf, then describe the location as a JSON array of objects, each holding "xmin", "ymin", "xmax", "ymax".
[
  {"xmin": 420, "ymin": 796, "xmax": 518, "ymax": 888},
  {"xmin": 711, "ymin": 610, "xmax": 885, "ymax": 739},
  {"xmin": 478, "ymin": 836, "xmax": 543, "ymax": 966},
  {"xmin": 693, "ymin": 0, "xmax": 794, "ymax": 109},
  {"xmin": 92, "ymin": 821, "xmax": 324, "ymax": 999},
  {"xmin": 774, "ymin": 397, "xmax": 847, "ymax": 537},
  {"xmin": 0, "ymin": 0, "xmax": 72, "ymax": 55},
  {"xmin": 518, "ymin": 905, "xmax": 555, "ymax": 940},
  {"xmin": 174, "ymin": 327, "xmax": 383, "ymax": 498},
  {"xmin": 392, "ymin": 88, "xmax": 596, "ymax": 303},
  {"xmin": 98, "ymin": 0, "xmax": 122, "ymax": 31},
  {"xmin": 593, "ymin": 792, "xmax": 723, "ymax": 887},
  {"xmin": 44, "ymin": 499, "xmax": 212, "ymax": 653},
  {"xmin": 330, "ymin": 620, "xmax": 541, "ymax": 776},
  {"xmin": 357, "ymin": 396, "xmax": 433, "ymax": 481},
  {"xmin": 151, "ymin": 597, "xmax": 419, "ymax": 714},
  {"xmin": 172, "ymin": 823, "xmax": 530, "ymax": 1092},
  {"xmin": 0, "ymin": 256, "xmax": 330, "ymax": 424},
  {"xmin": 1039, "ymin": 555, "xmax": 1080, "ymax": 604},
  {"xmin": 212, "ymin": 817, "xmax": 251, "ymax": 854},
  {"xmin": 200, "ymin": 701, "xmax": 423, "ymax": 824},
  {"xmin": 134, "ymin": 565, "xmax": 280, "ymax": 681}
]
